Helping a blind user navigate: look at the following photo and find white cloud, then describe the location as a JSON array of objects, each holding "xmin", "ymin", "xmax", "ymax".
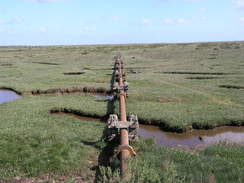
[
  {"xmin": 199, "ymin": 16, "xmax": 207, "ymax": 21},
  {"xmin": 111, "ymin": 16, "xmax": 121, "ymax": 21},
  {"xmin": 12, "ymin": 16, "xmax": 24, "ymax": 24},
  {"xmin": 163, "ymin": 18, "xmax": 192, "ymax": 24},
  {"xmin": 81, "ymin": 26, "xmax": 96, "ymax": 32},
  {"xmin": 162, "ymin": 17, "xmax": 207, "ymax": 25},
  {"xmin": 142, "ymin": 19, "xmax": 153, "ymax": 24},
  {"xmin": 177, "ymin": 18, "xmax": 191, "ymax": 24},
  {"xmin": 240, "ymin": 17, "xmax": 244, "ymax": 22},
  {"xmin": 163, "ymin": 18, "xmax": 175, "ymax": 24},
  {"xmin": 0, "ymin": 28, "xmax": 6, "ymax": 33},
  {"xmin": 0, "ymin": 16, "xmax": 24, "ymax": 25},
  {"xmin": 0, "ymin": 8, "xmax": 7, "ymax": 14},
  {"xmin": 235, "ymin": 0, "xmax": 244, "ymax": 10},
  {"xmin": 200, "ymin": 7, "xmax": 207, "ymax": 12},
  {"xmin": 40, "ymin": 27, "xmax": 47, "ymax": 33}
]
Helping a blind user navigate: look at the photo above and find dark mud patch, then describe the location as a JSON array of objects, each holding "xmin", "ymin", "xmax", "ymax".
[
  {"xmin": 219, "ymin": 44, "xmax": 236, "ymax": 49},
  {"xmin": 63, "ymin": 72, "xmax": 86, "ymax": 75},
  {"xmin": 208, "ymin": 57, "xmax": 217, "ymax": 59},
  {"xmin": 0, "ymin": 89, "xmax": 21, "ymax": 104},
  {"xmin": 126, "ymin": 66, "xmax": 154, "ymax": 70},
  {"xmin": 161, "ymin": 72, "xmax": 234, "ymax": 75},
  {"xmin": 0, "ymin": 64, "xmax": 12, "ymax": 66},
  {"xmin": 30, "ymin": 86, "xmax": 111, "ymax": 96},
  {"xmin": 186, "ymin": 76, "xmax": 220, "ymax": 80},
  {"xmin": 219, "ymin": 85, "xmax": 244, "ymax": 90},
  {"xmin": 51, "ymin": 110, "xmax": 104, "ymax": 122},
  {"xmin": 50, "ymin": 109, "xmax": 108, "ymax": 125},
  {"xmin": 86, "ymin": 68, "xmax": 113, "ymax": 71},
  {"xmin": 32, "ymin": 62, "xmax": 60, "ymax": 65},
  {"xmin": 0, "ymin": 87, "xmax": 22, "ymax": 95},
  {"xmin": 209, "ymin": 53, "xmax": 218, "ymax": 56},
  {"xmin": 128, "ymin": 70, "xmax": 141, "ymax": 74}
]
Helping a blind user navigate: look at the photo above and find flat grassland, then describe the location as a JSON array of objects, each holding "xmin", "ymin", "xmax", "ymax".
[{"xmin": 0, "ymin": 42, "xmax": 244, "ymax": 182}]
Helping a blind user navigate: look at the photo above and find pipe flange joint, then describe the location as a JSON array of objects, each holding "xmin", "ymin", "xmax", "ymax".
[{"xmin": 116, "ymin": 145, "xmax": 136, "ymax": 157}]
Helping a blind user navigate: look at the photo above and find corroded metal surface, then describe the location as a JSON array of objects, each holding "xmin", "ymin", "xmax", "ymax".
[{"xmin": 107, "ymin": 54, "xmax": 138, "ymax": 178}]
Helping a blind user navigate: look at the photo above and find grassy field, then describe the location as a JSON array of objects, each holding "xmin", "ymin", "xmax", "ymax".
[
  {"xmin": 1, "ymin": 42, "xmax": 244, "ymax": 131},
  {"xmin": 0, "ymin": 94, "xmax": 106, "ymax": 181},
  {"xmin": 100, "ymin": 140, "xmax": 244, "ymax": 183},
  {"xmin": 0, "ymin": 42, "xmax": 244, "ymax": 182}
]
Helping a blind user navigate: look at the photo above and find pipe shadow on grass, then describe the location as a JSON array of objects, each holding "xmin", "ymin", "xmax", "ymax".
[{"xmin": 80, "ymin": 56, "xmax": 120, "ymax": 182}]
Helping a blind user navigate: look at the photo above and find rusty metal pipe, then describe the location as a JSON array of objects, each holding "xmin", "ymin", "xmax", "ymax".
[
  {"xmin": 120, "ymin": 93, "xmax": 129, "ymax": 178},
  {"xmin": 116, "ymin": 57, "xmax": 130, "ymax": 178}
]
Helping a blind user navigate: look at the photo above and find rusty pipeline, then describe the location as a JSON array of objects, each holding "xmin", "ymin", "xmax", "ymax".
[
  {"xmin": 107, "ymin": 53, "xmax": 138, "ymax": 178},
  {"xmin": 118, "ymin": 58, "xmax": 130, "ymax": 178}
]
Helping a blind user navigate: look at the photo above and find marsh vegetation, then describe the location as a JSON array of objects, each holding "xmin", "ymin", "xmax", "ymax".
[{"xmin": 0, "ymin": 42, "xmax": 244, "ymax": 182}]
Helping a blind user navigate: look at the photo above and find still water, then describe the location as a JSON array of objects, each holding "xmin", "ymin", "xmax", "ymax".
[{"xmin": 0, "ymin": 90, "xmax": 21, "ymax": 104}]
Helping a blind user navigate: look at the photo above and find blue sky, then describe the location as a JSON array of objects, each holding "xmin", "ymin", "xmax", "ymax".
[{"xmin": 0, "ymin": 0, "xmax": 244, "ymax": 45}]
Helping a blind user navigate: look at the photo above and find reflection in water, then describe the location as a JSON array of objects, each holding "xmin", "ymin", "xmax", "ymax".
[
  {"xmin": 139, "ymin": 124, "xmax": 244, "ymax": 148},
  {"xmin": 0, "ymin": 90, "xmax": 21, "ymax": 104},
  {"xmin": 95, "ymin": 95, "xmax": 114, "ymax": 101}
]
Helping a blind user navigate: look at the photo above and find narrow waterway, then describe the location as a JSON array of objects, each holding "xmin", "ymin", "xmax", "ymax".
[
  {"xmin": 139, "ymin": 124, "xmax": 244, "ymax": 148},
  {"xmin": 0, "ymin": 89, "xmax": 21, "ymax": 104},
  {"xmin": 52, "ymin": 112, "xmax": 244, "ymax": 148}
]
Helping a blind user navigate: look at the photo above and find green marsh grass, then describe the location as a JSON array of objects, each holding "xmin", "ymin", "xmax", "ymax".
[{"xmin": 0, "ymin": 42, "xmax": 244, "ymax": 181}]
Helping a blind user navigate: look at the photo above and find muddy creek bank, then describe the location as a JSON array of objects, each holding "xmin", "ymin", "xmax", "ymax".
[
  {"xmin": 53, "ymin": 112, "xmax": 244, "ymax": 149},
  {"xmin": 139, "ymin": 124, "xmax": 244, "ymax": 148}
]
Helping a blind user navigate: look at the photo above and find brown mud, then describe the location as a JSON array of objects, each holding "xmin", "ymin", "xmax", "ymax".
[
  {"xmin": 0, "ymin": 87, "xmax": 22, "ymax": 95},
  {"xmin": 50, "ymin": 109, "xmax": 108, "ymax": 121},
  {"xmin": 29, "ymin": 86, "xmax": 111, "ymax": 96},
  {"xmin": 32, "ymin": 62, "xmax": 60, "ymax": 65},
  {"xmin": 209, "ymin": 53, "xmax": 218, "ymax": 56},
  {"xmin": 64, "ymin": 72, "xmax": 86, "ymax": 75},
  {"xmin": 0, "ymin": 64, "xmax": 12, "ymax": 66},
  {"xmin": 161, "ymin": 72, "xmax": 234, "ymax": 75},
  {"xmin": 219, "ymin": 85, "xmax": 244, "ymax": 90},
  {"xmin": 186, "ymin": 77, "xmax": 220, "ymax": 80}
]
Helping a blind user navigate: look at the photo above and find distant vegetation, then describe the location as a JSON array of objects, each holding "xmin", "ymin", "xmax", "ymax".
[{"xmin": 0, "ymin": 42, "xmax": 244, "ymax": 182}]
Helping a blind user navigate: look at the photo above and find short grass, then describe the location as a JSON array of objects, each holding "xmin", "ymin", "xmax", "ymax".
[
  {"xmin": 0, "ymin": 42, "xmax": 244, "ymax": 181},
  {"xmin": 0, "ymin": 94, "xmax": 105, "ymax": 180},
  {"xmin": 110, "ymin": 140, "xmax": 244, "ymax": 183},
  {"xmin": 1, "ymin": 42, "xmax": 244, "ymax": 130}
]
